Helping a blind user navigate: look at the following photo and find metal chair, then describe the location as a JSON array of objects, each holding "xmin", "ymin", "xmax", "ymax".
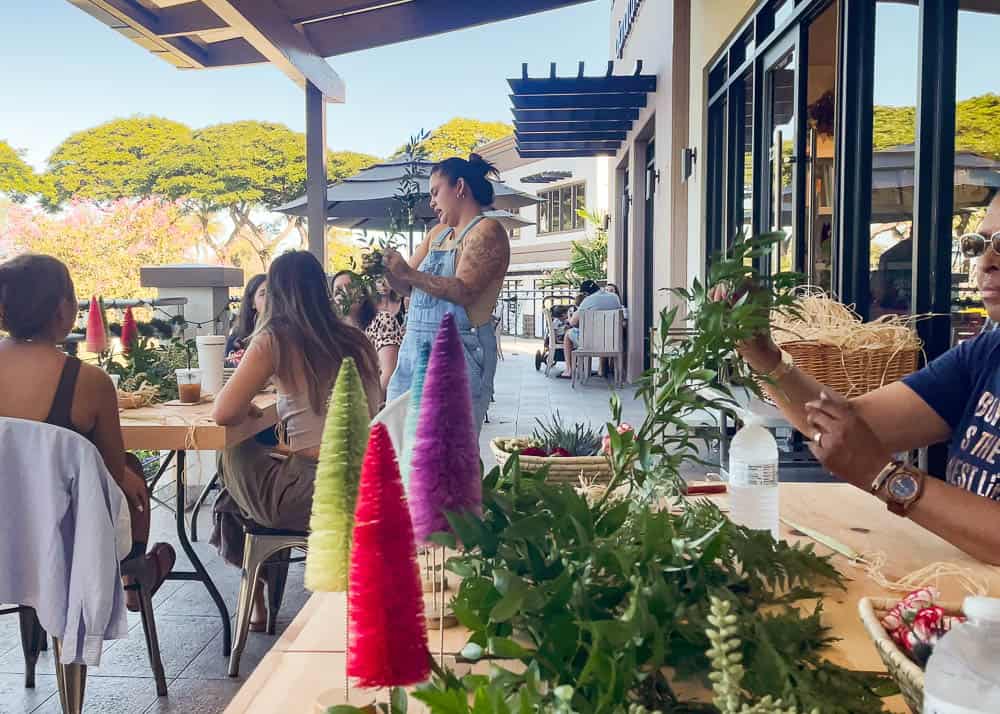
[
  {"xmin": 571, "ymin": 309, "xmax": 626, "ymax": 388},
  {"xmin": 228, "ymin": 519, "xmax": 308, "ymax": 677}
]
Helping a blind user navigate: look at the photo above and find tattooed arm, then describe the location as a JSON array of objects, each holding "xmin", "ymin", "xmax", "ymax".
[{"xmin": 385, "ymin": 220, "xmax": 510, "ymax": 308}]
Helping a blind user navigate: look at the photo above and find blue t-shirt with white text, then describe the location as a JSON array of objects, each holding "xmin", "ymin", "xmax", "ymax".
[{"xmin": 903, "ymin": 330, "xmax": 1000, "ymax": 500}]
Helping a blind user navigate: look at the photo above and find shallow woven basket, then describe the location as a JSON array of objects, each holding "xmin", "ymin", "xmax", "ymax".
[
  {"xmin": 858, "ymin": 597, "xmax": 962, "ymax": 714},
  {"xmin": 490, "ymin": 438, "xmax": 612, "ymax": 484},
  {"xmin": 761, "ymin": 341, "xmax": 919, "ymax": 399},
  {"xmin": 117, "ymin": 391, "xmax": 148, "ymax": 410}
]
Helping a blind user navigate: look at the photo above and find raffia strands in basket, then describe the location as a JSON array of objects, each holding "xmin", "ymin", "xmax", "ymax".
[
  {"xmin": 490, "ymin": 439, "xmax": 613, "ymax": 484},
  {"xmin": 766, "ymin": 288, "xmax": 922, "ymax": 398}
]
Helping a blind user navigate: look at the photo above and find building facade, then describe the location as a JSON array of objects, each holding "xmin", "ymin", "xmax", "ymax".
[
  {"xmin": 481, "ymin": 135, "xmax": 610, "ymax": 337},
  {"xmin": 592, "ymin": 0, "xmax": 1000, "ymax": 381}
]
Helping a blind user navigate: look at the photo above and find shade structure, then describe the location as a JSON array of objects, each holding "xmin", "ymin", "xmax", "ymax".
[
  {"xmin": 274, "ymin": 158, "xmax": 539, "ymax": 221},
  {"xmin": 509, "ymin": 62, "xmax": 657, "ymax": 158}
]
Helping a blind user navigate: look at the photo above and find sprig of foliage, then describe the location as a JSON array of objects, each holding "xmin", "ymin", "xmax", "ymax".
[{"xmin": 540, "ymin": 209, "xmax": 609, "ymax": 289}]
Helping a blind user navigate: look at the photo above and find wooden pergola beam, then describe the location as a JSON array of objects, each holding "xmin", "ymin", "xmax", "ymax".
[{"xmin": 201, "ymin": 0, "xmax": 346, "ymax": 102}]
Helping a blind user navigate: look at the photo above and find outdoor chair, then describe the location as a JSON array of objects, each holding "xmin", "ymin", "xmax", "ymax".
[
  {"xmin": 571, "ymin": 309, "xmax": 625, "ymax": 388},
  {"xmin": 229, "ymin": 517, "xmax": 308, "ymax": 678}
]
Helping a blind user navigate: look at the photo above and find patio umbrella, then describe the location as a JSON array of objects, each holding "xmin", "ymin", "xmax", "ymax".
[
  {"xmin": 274, "ymin": 158, "xmax": 539, "ymax": 222},
  {"xmin": 778, "ymin": 145, "xmax": 1000, "ymax": 222},
  {"xmin": 870, "ymin": 145, "xmax": 1000, "ymax": 221}
]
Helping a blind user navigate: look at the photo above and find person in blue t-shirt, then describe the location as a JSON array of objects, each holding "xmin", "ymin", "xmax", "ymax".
[
  {"xmin": 719, "ymin": 192, "xmax": 1000, "ymax": 564},
  {"xmin": 560, "ymin": 279, "xmax": 623, "ymax": 379}
]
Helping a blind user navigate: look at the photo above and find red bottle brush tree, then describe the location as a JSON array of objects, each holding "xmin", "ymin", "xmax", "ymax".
[
  {"xmin": 347, "ymin": 422, "xmax": 430, "ymax": 688},
  {"xmin": 120, "ymin": 306, "xmax": 138, "ymax": 354}
]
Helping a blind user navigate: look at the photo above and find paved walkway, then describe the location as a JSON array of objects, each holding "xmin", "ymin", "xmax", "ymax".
[{"xmin": 0, "ymin": 338, "xmax": 649, "ymax": 714}]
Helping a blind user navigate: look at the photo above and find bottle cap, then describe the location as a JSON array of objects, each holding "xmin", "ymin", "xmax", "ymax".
[{"xmin": 963, "ymin": 596, "xmax": 1000, "ymax": 622}]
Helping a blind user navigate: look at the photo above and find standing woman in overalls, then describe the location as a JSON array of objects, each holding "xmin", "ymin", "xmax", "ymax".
[{"xmin": 382, "ymin": 154, "xmax": 510, "ymax": 433}]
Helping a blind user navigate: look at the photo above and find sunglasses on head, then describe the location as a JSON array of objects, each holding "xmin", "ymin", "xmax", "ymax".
[{"xmin": 960, "ymin": 231, "xmax": 1000, "ymax": 258}]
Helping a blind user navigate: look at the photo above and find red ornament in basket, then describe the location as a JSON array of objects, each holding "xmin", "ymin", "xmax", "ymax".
[{"xmin": 879, "ymin": 587, "xmax": 965, "ymax": 667}]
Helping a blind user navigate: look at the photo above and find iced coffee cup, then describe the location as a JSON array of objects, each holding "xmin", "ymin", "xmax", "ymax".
[{"xmin": 175, "ymin": 368, "xmax": 203, "ymax": 404}]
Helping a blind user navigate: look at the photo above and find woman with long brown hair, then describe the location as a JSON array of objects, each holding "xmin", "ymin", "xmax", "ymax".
[{"xmin": 211, "ymin": 250, "xmax": 379, "ymax": 625}]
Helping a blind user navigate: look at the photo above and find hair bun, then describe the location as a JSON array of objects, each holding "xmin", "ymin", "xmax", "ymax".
[{"xmin": 467, "ymin": 153, "xmax": 497, "ymax": 180}]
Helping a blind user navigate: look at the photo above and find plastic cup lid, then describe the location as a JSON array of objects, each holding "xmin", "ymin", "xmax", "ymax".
[
  {"xmin": 196, "ymin": 335, "xmax": 227, "ymax": 345},
  {"xmin": 963, "ymin": 596, "xmax": 1000, "ymax": 622}
]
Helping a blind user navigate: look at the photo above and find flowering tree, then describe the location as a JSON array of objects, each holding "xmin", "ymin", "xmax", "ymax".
[{"xmin": 1, "ymin": 198, "xmax": 200, "ymax": 300}]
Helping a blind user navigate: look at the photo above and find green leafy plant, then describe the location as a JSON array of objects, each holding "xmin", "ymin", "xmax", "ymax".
[
  {"xmin": 330, "ymin": 235, "xmax": 893, "ymax": 713},
  {"xmin": 107, "ymin": 317, "xmax": 196, "ymax": 401},
  {"xmin": 531, "ymin": 411, "xmax": 602, "ymax": 457}
]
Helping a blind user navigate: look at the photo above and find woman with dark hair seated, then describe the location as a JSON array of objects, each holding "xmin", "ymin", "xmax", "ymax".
[
  {"xmin": 0, "ymin": 254, "xmax": 175, "ymax": 611},
  {"xmin": 225, "ymin": 274, "xmax": 266, "ymax": 367},
  {"xmin": 211, "ymin": 251, "xmax": 380, "ymax": 627},
  {"xmin": 381, "ymin": 154, "xmax": 511, "ymax": 432},
  {"xmin": 717, "ymin": 192, "xmax": 1000, "ymax": 564}
]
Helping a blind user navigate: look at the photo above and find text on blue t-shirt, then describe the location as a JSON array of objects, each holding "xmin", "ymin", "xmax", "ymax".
[{"xmin": 903, "ymin": 330, "xmax": 1000, "ymax": 500}]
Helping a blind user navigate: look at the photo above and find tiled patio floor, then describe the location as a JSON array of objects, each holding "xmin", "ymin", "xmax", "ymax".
[{"xmin": 0, "ymin": 338, "xmax": 647, "ymax": 714}]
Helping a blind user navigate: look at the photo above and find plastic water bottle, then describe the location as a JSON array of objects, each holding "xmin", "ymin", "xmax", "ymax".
[
  {"xmin": 923, "ymin": 596, "xmax": 1000, "ymax": 713},
  {"xmin": 727, "ymin": 415, "xmax": 779, "ymax": 540}
]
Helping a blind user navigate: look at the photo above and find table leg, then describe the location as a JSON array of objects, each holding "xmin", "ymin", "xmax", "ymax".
[{"xmin": 166, "ymin": 450, "xmax": 233, "ymax": 657}]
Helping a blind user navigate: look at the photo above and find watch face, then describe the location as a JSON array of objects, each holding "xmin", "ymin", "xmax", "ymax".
[{"xmin": 889, "ymin": 473, "xmax": 918, "ymax": 501}]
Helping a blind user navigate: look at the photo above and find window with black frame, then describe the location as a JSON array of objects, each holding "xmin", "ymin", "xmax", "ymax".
[
  {"xmin": 950, "ymin": 3, "xmax": 1000, "ymax": 345},
  {"xmin": 537, "ymin": 183, "xmax": 586, "ymax": 235}
]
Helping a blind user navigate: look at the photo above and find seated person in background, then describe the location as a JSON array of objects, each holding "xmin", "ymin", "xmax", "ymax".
[
  {"xmin": 716, "ymin": 192, "xmax": 1000, "ymax": 564},
  {"xmin": 0, "ymin": 254, "xmax": 175, "ymax": 611},
  {"xmin": 604, "ymin": 282, "xmax": 621, "ymax": 297},
  {"xmin": 211, "ymin": 251, "xmax": 380, "ymax": 628},
  {"xmin": 560, "ymin": 279, "xmax": 622, "ymax": 378},
  {"xmin": 367, "ymin": 287, "xmax": 406, "ymax": 403},
  {"xmin": 332, "ymin": 272, "xmax": 403, "ymax": 404},
  {"xmin": 225, "ymin": 274, "xmax": 266, "ymax": 367},
  {"xmin": 550, "ymin": 305, "xmax": 571, "ymax": 345}
]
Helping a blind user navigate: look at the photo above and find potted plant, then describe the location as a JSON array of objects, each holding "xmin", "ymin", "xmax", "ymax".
[{"xmin": 490, "ymin": 412, "xmax": 613, "ymax": 483}]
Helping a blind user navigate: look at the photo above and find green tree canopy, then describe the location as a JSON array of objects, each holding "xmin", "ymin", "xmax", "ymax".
[
  {"xmin": 43, "ymin": 116, "xmax": 191, "ymax": 207},
  {"xmin": 403, "ymin": 118, "xmax": 513, "ymax": 161},
  {"xmin": 327, "ymin": 150, "xmax": 380, "ymax": 182},
  {"xmin": 873, "ymin": 93, "xmax": 1000, "ymax": 159},
  {"xmin": 0, "ymin": 141, "xmax": 39, "ymax": 203}
]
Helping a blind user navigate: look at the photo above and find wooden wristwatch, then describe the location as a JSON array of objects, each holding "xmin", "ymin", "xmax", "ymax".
[{"xmin": 871, "ymin": 461, "xmax": 926, "ymax": 516}]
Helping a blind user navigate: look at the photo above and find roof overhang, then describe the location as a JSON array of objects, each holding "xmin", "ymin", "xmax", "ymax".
[
  {"xmin": 509, "ymin": 61, "xmax": 657, "ymax": 158},
  {"xmin": 67, "ymin": 1, "xmax": 598, "ymax": 102}
]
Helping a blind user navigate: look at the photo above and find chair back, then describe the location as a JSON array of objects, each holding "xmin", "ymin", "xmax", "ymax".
[
  {"xmin": 0, "ymin": 417, "xmax": 129, "ymax": 666},
  {"xmin": 372, "ymin": 390, "xmax": 409, "ymax": 457},
  {"xmin": 578, "ymin": 309, "xmax": 624, "ymax": 354}
]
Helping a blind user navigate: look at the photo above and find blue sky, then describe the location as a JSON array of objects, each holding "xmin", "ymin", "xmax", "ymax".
[
  {"xmin": 2, "ymin": 2, "xmax": 997, "ymax": 170},
  {"xmin": 0, "ymin": 0, "xmax": 610, "ymax": 168},
  {"xmin": 874, "ymin": 4, "xmax": 1000, "ymax": 107}
]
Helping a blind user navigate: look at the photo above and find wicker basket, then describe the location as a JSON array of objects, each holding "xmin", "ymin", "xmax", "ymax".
[
  {"xmin": 490, "ymin": 438, "xmax": 612, "ymax": 484},
  {"xmin": 858, "ymin": 597, "xmax": 962, "ymax": 714},
  {"xmin": 117, "ymin": 391, "xmax": 147, "ymax": 410},
  {"xmin": 764, "ymin": 341, "xmax": 919, "ymax": 399}
]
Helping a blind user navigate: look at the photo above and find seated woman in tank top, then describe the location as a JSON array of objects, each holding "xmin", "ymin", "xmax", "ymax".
[
  {"xmin": 0, "ymin": 254, "xmax": 175, "ymax": 611},
  {"xmin": 211, "ymin": 251, "xmax": 380, "ymax": 629}
]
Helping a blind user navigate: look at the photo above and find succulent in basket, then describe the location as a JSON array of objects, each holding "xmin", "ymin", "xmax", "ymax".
[{"xmin": 530, "ymin": 411, "xmax": 602, "ymax": 457}]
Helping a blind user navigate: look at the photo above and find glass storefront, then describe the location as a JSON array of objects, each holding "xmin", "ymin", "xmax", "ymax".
[{"xmin": 703, "ymin": 0, "xmax": 1000, "ymax": 360}]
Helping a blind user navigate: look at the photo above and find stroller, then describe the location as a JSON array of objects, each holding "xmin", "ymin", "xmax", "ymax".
[{"xmin": 534, "ymin": 295, "xmax": 578, "ymax": 376}]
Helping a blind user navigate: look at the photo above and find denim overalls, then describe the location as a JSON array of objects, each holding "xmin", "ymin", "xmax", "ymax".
[{"xmin": 387, "ymin": 215, "xmax": 497, "ymax": 433}]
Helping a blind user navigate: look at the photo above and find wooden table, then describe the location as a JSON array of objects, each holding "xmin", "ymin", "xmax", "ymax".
[
  {"xmin": 119, "ymin": 394, "xmax": 278, "ymax": 657},
  {"xmin": 226, "ymin": 484, "xmax": 999, "ymax": 713}
]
